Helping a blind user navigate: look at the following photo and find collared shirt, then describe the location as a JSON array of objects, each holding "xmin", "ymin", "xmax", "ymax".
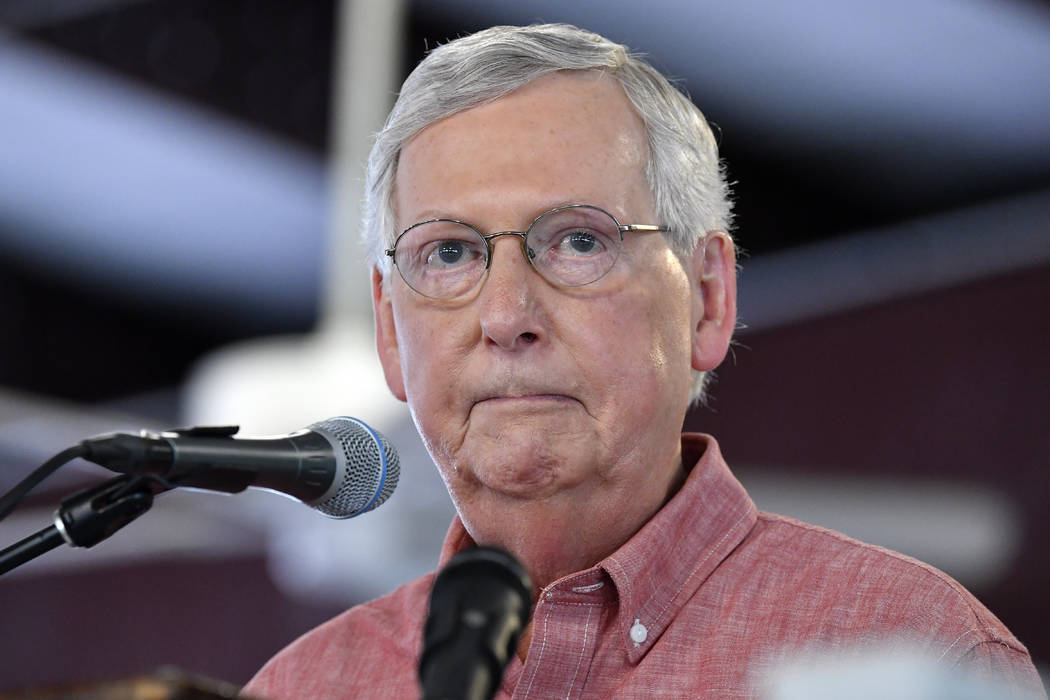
[{"xmin": 243, "ymin": 435, "xmax": 1044, "ymax": 699}]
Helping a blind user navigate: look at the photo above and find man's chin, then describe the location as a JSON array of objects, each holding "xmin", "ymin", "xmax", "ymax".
[
  {"xmin": 472, "ymin": 457, "xmax": 561, "ymax": 499},
  {"xmin": 438, "ymin": 419, "xmax": 598, "ymax": 500},
  {"xmin": 449, "ymin": 445, "xmax": 589, "ymax": 503}
]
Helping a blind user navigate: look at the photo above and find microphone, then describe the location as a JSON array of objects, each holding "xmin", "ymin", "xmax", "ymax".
[
  {"xmin": 419, "ymin": 546, "xmax": 533, "ymax": 700},
  {"xmin": 78, "ymin": 417, "xmax": 399, "ymax": 518}
]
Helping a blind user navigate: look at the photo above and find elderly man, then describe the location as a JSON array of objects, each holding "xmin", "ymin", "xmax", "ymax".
[{"xmin": 245, "ymin": 24, "xmax": 1043, "ymax": 698}]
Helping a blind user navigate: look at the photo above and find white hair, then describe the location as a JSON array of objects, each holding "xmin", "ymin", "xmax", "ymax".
[{"xmin": 363, "ymin": 23, "xmax": 734, "ymax": 404}]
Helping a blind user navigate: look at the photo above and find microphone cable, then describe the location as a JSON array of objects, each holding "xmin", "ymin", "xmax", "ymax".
[{"xmin": 0, "ymin": 443, "xmax": 88, "ymax": 522}]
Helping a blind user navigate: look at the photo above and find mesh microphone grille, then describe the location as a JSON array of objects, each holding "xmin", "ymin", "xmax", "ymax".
[{"xmin": 309, "ymin": 417, "xmax": 399, "ymax": 518}]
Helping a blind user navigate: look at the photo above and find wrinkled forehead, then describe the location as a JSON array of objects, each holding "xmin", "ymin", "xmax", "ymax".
[{"xmin": 392, "ymin": 71, "xmax": 653, "ymax": 231}]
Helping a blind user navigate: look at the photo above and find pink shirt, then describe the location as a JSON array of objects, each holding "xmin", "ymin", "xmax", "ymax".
[{"xmin": 244, "ymin": 435, "xmax": 1044, "ymax": 699}]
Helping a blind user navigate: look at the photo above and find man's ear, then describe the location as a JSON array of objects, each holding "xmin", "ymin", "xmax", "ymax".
[
  {"xmin": 372, "ymin": 267, "xmax": 407, "ymax": 402},
  {"xmin": 690, "ymin": 231, "xmax": 737, "ymax": 372}
]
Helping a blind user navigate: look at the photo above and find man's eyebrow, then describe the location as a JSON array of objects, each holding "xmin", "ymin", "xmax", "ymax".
[
  {"xmin": 405, "ymin": 202, "xmax": 615, "ymax": 227},
  {"xmin": 405, "ymin": 209, "xmax": 461, "ymax": 224}
]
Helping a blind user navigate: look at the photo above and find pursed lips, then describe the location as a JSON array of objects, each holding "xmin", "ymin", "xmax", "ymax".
[{"xmin": 473, "ymin": 391, "xmax": 578, "ymax": 406}]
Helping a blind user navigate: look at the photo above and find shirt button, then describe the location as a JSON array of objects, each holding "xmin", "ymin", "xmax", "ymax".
[{"xmin": 630, "ymin": 619, "xmax": 648, "ymax": 645}]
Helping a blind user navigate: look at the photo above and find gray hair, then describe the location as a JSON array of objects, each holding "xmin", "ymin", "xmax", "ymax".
[{"xmin": 363, "ymin": 23, "xmax": 733, "ymax": 404}]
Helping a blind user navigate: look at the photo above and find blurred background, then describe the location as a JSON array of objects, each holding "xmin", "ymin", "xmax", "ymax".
[{"xmin": 0, "ymin": 0, "xmax": 1047, "ymax": 692}]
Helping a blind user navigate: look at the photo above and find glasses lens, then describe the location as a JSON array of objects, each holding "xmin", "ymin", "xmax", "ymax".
[
  {"xmin": 394, "ymin": 220, "xmax": 487, "ymax": 299},
  {"xmin": 527, "ymin": 206, "xmax": 622, "ymax": 287}
]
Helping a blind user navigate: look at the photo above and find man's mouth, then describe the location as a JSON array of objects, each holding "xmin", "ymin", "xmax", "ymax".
[{"xmin": 474, "ymin": 392, "xmax": 578, "ymax": 407}]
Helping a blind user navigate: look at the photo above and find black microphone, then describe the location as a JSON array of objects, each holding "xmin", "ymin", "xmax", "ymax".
[
  {"xmin": 420, "ymin": 546, "xmax": 533, "ymax": 700},
  {"xmin": 78, "ymin": 417, "xmax": 399, "ymax": 518}
]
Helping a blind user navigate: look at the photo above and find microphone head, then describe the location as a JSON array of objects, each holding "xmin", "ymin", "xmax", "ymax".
[
  {"xmin": 308, "ymin": 416, "xmax": 400, "ymax": 519},
  {"xmin": 420, "ymin": 546, "xmax": 533, "ymax": 700}
]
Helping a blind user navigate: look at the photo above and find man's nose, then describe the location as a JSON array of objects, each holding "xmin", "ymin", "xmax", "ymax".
[{"xmin": 477, "ymin": 236, "xmax": 544, "ymax": 349}]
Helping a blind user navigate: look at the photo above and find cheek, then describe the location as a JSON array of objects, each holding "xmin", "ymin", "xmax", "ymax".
[
  {"xmin": 394, "ymin": 317, "xmax": 463, "ymax": 462},
  {"xmin": 590, "ymin": 289, "xmax": 694, "ymax": 414},
  {"xmin": 393, "ymin": 306, "xmax": 472, "ymax": 407},
  {"xmin": 391, "ymin": 311, "xmax": 437, "ymax": 396},
  {"xmin": 586, "ymin": 304, "xmax": 689, "ymax": 396}
]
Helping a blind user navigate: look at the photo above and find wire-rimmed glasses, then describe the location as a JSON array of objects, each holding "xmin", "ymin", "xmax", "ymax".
[{"xmin": 385, "ymin": 204, "xmax": 669, "ymax": 300}]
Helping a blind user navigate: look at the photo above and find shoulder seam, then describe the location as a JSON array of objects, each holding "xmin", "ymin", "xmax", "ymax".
[{"xmin": 754, "ymin": 511, "xmax": 996, "ymax": 632}]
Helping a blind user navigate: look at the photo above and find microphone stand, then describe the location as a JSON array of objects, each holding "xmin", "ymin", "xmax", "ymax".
[{"xmin": 0, "ymin": 474, "xmax": 169, "ymax": 576}]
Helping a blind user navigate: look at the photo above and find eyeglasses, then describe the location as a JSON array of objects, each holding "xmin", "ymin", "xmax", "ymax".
[{"xmin": 385, "ymin": 204, "xmax": 670, "ymax": 300}]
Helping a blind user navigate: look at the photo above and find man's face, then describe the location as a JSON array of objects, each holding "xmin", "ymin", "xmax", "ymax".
[{"xmin": 373, "ymin": 71, "xmax": 730, "ymax": 574}]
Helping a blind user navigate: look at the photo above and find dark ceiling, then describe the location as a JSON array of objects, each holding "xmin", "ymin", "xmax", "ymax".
[{"xmin": 0, "ymin": 0, "xmax": 1048, "ymax": 402}]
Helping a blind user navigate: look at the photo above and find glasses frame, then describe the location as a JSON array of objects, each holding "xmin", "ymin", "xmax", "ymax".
[{"xmin": 385, "ymin": 204, "xmax": 670, "ymax": 299}]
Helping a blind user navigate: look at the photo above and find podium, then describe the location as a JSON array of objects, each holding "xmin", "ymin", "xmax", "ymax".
[{"xmin": 0, "ymin": 669, "xmax": 259, "ymax": 700}]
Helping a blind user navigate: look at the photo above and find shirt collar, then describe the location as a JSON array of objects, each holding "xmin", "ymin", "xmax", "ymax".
[
  {"xmin": 437, "ymin": 434, "xmax": 758, "ymax": 663},
  {"xmin": 602, "ymin": 433, "xmax": 757, "ymax": 663}
]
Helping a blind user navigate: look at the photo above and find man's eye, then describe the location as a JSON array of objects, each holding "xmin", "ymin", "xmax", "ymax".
[
  {"xmin": 557, "ymin": 229, "xmax": 605, "ymax": 256},
  {"xmin": 426, "ymin": 240, "xmax": 470, "ymax": 267}
]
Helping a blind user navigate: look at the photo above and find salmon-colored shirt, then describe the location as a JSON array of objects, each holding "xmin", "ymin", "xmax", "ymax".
[{"xmin": 244, "ymin": 435, "xmax": 1044, "ymax": 699}]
